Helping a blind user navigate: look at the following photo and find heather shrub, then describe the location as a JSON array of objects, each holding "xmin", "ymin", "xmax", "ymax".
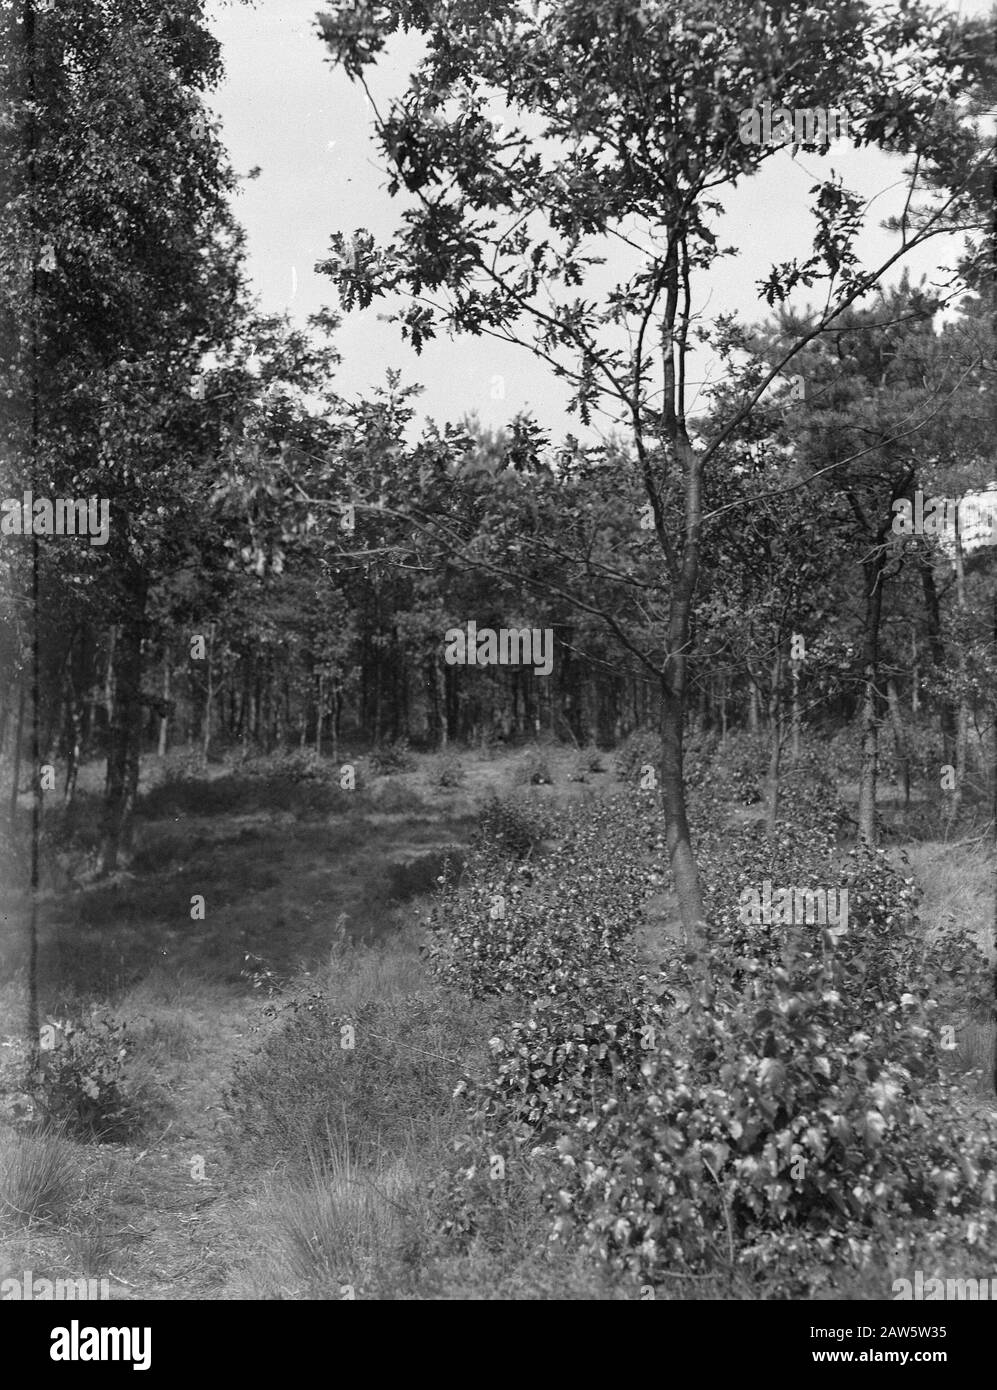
[
  {"xmin": 31, "ymin": 1012, "xmax": 151, "ymax": 1142},
  {"xmin": 613, "ymin": 728, "xmax": 660, "ymax": 785},
  {"xmin": 434, "ymin": 781, "xmax": 997, "ymax": 1294},
  {"xmin": 468, "ymin": 795, "xmax": 551, "ymax": 868},
  {"xmin": 368, "ymin": 738, "xmax": 416, "ymax": 775}
]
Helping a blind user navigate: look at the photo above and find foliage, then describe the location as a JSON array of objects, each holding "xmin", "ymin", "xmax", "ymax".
[
  {"xmin": 369, "ymin": 738, "xmax": 416, "ymax": 775},
  {"xmin": 429, "ymin": 764, "xmax": 997, "ymax": 1292},
  {"xmin": 614, "ymin": 728, "xmax": 660, "ymax": 785},
  {"xmin": 515, "ymin": 749, "xmax": 555, "ymax": 786},
  {"xmin": 468, "ymin": 795, "xmax": 551, "ymax": 866},
  {"xmin": 435, "ymin": 752, "xmax": 466, "ymax": 788},
  {"xmin": 30, "ymin": 1013, "xmax": 147, "ymax": 1142}
]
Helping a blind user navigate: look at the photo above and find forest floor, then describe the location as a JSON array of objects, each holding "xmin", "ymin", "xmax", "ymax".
[{"xmin": 0, "ymin": 743, "xmax": 993, "ymax": 1299}]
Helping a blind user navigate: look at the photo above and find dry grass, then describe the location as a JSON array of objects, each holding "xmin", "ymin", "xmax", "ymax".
[
  {"xmin": 906, "ymin": 838, "xmax": 994, "ymax": 958},
  {"xmin": 0, "ymin": 1124, "xmax": 76, "ymax": 1227}
]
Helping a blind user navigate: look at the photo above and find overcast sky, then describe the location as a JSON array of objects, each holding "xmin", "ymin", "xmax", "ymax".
[{"xmin": 204, "ymin": 0, "xmax": 993, "ymax": 440}]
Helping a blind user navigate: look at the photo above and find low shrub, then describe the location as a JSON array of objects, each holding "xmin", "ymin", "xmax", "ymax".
[
  {"xmin": 435, "ymin": 752, "xmax": 466, "ymax": 788},
  {"xmin": 434, "ymin": 777, "xmax": 997, "ymax": 1294},
  {"xmin": 515, "ymin": 749, "xmax": 555, "ymax": 786},
  {"xmin": 427, "ymin": 795, "xmax": 650, "ymax": 1000},
  {"xmin": 543, "ymin": 935, "xmax": 997, "ymax": 1292},
  {"xmin": 614, "ymin": 728, "xmax": 660, "ymax": 785},
  {"xmin": 469, "ymin": 795, "xmax": 551, "ymax": 866},
  {"xmin": 368, "ymin": 739, "xmax": 416, "ymax": 776},
  {"xmin": 30, "ymin": 1012, "xmax": 150, "ymax": 1142}
]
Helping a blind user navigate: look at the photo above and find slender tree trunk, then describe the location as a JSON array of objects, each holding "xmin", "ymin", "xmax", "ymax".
[
  {"xmin": 949, "ymin": 523, "xmax": 970, "ymax": 823},
  {"xmin": 886, "ymin": 677, "xmax": 911, "ymax": 811},
  {"xmin": 765, "ymin": 649, "xmax": 783, "ymax": 838},
  {"xmin": 857, "ymin": 549, "xmax": 886, "ymax": 846},
  {"xmin": 242, "ymin": 674, "xmax": 253, "ymax": 758},
  {"xmin": 315, "ymin": 671, "xmax": 325, "ymax": 757},
  {"xmin": 918, "ymin": 545, "xmax": 955, "ymax": 762},
  {"xmin": 98, "ymin": 579, "xmax": 147, "ymax": 874},
  {"xmin": 657, "ymin": 434, "xmax": 709, "ymax": 972},
  {"xmin": 201, "ymin": 624, "xmax": 215, "ymax": 764},
  {"xmin": 720, "ymin": 673, "xmax": 728, "ymax": 750},
  {"xmin": 104, "ymin": 624, "xmax": 116, "ymax": 722},
  {"xmin": 8, "ymin": 668, "xmax": 25, "ymax": 822},
  {"xmin": 63, "ymin": 672, "xmax": 82, "ymax": 808},
  {"xmin": 158, "ymin": 648, "xmax": 170, "ymax": 758},
  {"xmin": 660, "ymin": 676, "xmax": 707, "ymax": 955},
  {"xmin": 330, "ymin": 681, "xmax": 340, "ymax": 763},
  {"xmin": 434, "ymin": 657, "xmax": 448, "ymax": 749},
  {"xmin": 41, "ymin": 641, "xmax": 73, "ymax": 767}
]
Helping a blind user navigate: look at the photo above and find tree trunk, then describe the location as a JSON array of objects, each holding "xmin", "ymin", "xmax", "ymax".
[
  {"xmin": 315, "ymin": 671, "xmax": 325, "ymax": 757},
  {"xmin": 765, "ymin": 649, "xmax": 783, "ymax": 838},
  {"xmin": 201, "ymin": 624, "xmax": 215, "ymax": 765},
  {"xmin": 8, "ymin": 668, "xmax": 25, "ymax": 822},
  {"xmin": 435, "ymin": 656, "xmax": 449, "ymax": 750},
  {"xmin": 63, "ymin": 675, "xmax": 82, "ymax": 809},
  {"xmin": 657, "ymin": 433, "xmax": 709, "ymax": 974},
  {"xmin": 330, "ymin": 681, "xmax": 341, "ymax": 763},
  {"xmin": 158, "ymin": 648, "xmax": 170, "ymax": 758},
  {"xmin": 885, "ymin": 677, "xmax": 910, "ymax": 811},
  {"xmin": 104, "ymin": 624, "xmax": 116, "ymax": 722},
  {"xmin": 98, "ymin": 581, "xmax": 147, "ymax": 874},
  {"xmin": 660, "ymin": 675, "xmax": 708, "ymax": 962},
  {"xmin": 856, "ymin": 549, "xmax": 886, "ymax": 846},
  {"xmin": 949, "ymin": 522, "xmax": 970, "ymax": 823},
  {"xmin": 720, "ymin": 673, "xmax": 728, "ymax": 750},
  {"xmin": 918, "ymin": 545, "xmax": 955, "ymax": 763}
]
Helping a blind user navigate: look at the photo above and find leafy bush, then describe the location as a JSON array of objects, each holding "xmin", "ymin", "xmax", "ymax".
[
  {"xmin": 515, "ymin": 749, "xmax": 555, "ymax": 786},
  {"xmin": 470, "ymin": 795, "xmax": 551, "ymax": 866},
  {"xmin": 543, "ymin": 933, "xmax": 997, "ymax": 1291},
  {"xmin": 434, "ymin": 777, "xmax": 997, "ymax": 1294},
  {"xmin": 427, "ymin": 795, "xmax": 652, "ymax": 999},
  {"xmin": 435, "ymin": 752, "xmax": 466, "ymax": 788},
  {"xmin": 569, "ymin": 746, "xmax": 606, "ymax": 781},
  {"xmin": 31, "ymin": 1013, "xmax": 148, "ymax": 1142},
  {"xmin": 368, "ymin": 738, "xmax": 415, "ymax": 775},
  {"xmin": 614, "ymin": 728, "xmax": 659, "ymax": 784}
]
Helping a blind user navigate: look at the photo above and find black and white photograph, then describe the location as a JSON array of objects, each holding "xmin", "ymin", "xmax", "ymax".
[{"xmin": 1, "ymin": 0, "xmax": 996, "ymax": 1336}]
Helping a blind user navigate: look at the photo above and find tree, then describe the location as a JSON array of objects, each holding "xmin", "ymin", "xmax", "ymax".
[
  {"xmin": 0, "ymin": 0, "xmax": 246, "ymax": 877},
  {"xmin": 314, "ymin": 0, "xmax": 990, "ymax": 971}
]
